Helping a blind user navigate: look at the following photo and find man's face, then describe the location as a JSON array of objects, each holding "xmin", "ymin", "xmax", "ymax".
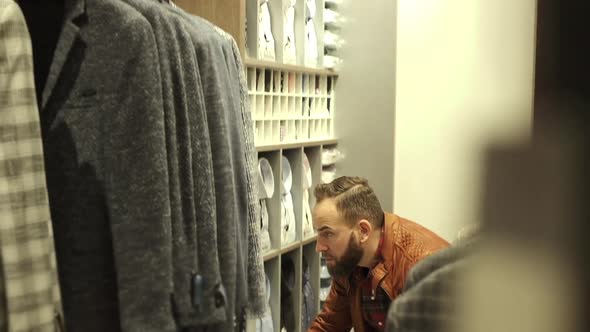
[{"xmin": 313, "ymin": 199, "xmax": 364, "ymax": 277}]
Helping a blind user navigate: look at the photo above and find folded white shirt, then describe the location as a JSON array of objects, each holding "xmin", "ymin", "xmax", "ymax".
[
  {"xmin": 256, "ymin": 274, "xmax": 274, "ymax": 332},
  {"xmin": 259, "ymin": 2, "xmax": 276, "ymax": 60},
  {"xmin": 306, "ymin": 0, "xmax": 317, "ymax": 18},
  {"xmin": 324, "ymin": 30, "xmax": 345, "ymax": 50},
  {"xmin": 284, "ymin": 4, "xmax": 297, "ymax": 64},
  {"xmin": 323, "ymin": 8, "xmax": 341, "ymax": 24},
  {"xmin": 305, "ymin": 19, "xmax": 318, "ymax": 66},
  {"xmin": 322, "ymin": 168, "xmax": 337, "ymax": 184},
  {"xmin": 281, "ymin": 192, "xmax": 297, "ymax": 245},
  {"xmin": 258, "ymin": 157, "xmax": 275, "ymax": 199},
  {"xmin": 260, "ymin": 199, "xmax": 272, "ymax": 252},
  {"xmin": 302, "ymin": 190, "xmax": 314, "ymax": 238},
  {"xmin": 321, "ymin": 147, "xmax": 345, "ymax": 166},
  {"xmin": 323, "ymin": 55, "xmax": 342, "ymax": 69}
]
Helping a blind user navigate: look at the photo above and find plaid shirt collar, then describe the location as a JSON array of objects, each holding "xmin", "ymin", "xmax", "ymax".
[{"xmin": 351, "ymin": 225, "xmax": 389, "ymax": 331}]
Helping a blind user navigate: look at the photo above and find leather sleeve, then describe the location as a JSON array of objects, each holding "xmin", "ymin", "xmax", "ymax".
[{"xmin": 308, "ymin": 278, "xmax": 353, "ymax": 332}]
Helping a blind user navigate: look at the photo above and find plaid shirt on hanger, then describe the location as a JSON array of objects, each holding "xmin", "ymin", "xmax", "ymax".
[
  {"xmin": 0, "ymin": 1, "xmax": 63, "ymax": 331},
  {"xmin": 352, "ymin": 228, "xmax": 390, "ymax": 331}
]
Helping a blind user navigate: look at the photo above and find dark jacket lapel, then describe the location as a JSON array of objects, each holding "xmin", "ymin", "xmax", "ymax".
[{"xmin": 41, "ymin": 0, "xmax": 86, "ymax": 110}]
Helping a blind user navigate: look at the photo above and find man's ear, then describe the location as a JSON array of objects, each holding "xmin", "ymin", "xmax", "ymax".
[{"xmin": 357, "ymin": 219, "xmax": 373, "ymax": 243}]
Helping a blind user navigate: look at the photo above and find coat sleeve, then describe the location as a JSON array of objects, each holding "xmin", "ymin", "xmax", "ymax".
[
  {"xmin": 308, "ymin": 278, "xmax": 353, "ymax": 332},
  {"xmin": 228, "ymin": 38, "xmax": 267, "ymax": 318},
  {"xmin": 176, "ymin": 20, "xmax": 227, "ymax": 326}
]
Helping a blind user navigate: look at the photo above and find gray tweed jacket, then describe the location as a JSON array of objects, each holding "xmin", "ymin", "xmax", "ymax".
[
  {"xmin": 167, "ymin": 7, "xmax": 267, "ymax": 328},
  {"xmin": 41, "ymin": 0, "xmax": 175, "ymax": 330},
  {"xmin": 122, "ymin": 0, "xmax": 226, "ymax": 328},
  {"xmin": 40, "ymin": 0, "xmax": 264, "ymax": 330}
]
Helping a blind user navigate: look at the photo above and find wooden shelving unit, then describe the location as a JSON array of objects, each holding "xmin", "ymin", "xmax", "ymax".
[
  {"xmin": 247, "ymin": 65, "xmax": 336, "ymax": 147},
  {"xmin": 254, "ymin": 143, "xmax": 332, "ymax": 331}
]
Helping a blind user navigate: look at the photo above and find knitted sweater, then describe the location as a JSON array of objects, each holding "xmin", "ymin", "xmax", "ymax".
[
  {"xmin": 197, "ymin": 17, "xmax": 267, "ymax": 320},
  {"xmin": 228, "ymin": 36, "xmax": 267, "ymax": 318}
]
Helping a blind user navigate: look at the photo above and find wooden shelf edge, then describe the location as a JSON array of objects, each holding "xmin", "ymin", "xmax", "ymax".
[
  {"xmin": 256, "ymin": 138, "xmax": 338, "ymax": 152},
  {"xmin": 252, "ymin": 117, "xmax": 332, "ymax": 121},
  {"xmin": 248, "ymin": 92, "xmax": 333, "ymax": 98},
  {"xmin": 245, "ymin": 58, "xmax": 339, "ymax": 76},
  {"xmin": 263, "ymin": 236, "xmax": 319, "ymax": 261},
  {"xmin": 280, "ymin": 241, "xmax": 301, "ymax": 254},
  {"xmin": 263, "ymin": 248, "xmax": 280, "ymax": 262}
]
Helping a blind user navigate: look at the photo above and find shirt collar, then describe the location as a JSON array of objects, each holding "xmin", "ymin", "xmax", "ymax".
[{"xmin": 373, "ymin": 225, "xmax": 385, "ymax": 266}]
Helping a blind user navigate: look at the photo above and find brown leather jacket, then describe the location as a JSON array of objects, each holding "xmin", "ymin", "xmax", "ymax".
[{"xmin": 308, "ymin": 213, "xmax": 450, "ymax": 332}]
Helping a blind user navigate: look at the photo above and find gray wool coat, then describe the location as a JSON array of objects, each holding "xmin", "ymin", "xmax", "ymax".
[
  {"xmin": 122, "ymin": 0, "xmax": 226, "ymax": 328},
  {"xmin": 41, "ymin": 0, "xmax": 175, "ymax": 330},
  {"xmin": 166, "ymin": 7, "xmax": 267, "ymax": 325},
  {"xmin": 169, "ymin": 12, "xmax": 241, "ymax": 329},
  {"xmin": 41, "ymin": 0, "xmax": 264, "ymax": 329}
]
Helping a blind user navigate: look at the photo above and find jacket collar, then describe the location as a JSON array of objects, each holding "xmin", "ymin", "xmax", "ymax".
[
  {"xmin": 41, "ymin": 0, "xmax": 87, "ymax": 109},
  {"xmin": 379, "ymin": 212, "xmax": 397, "ymax": 272},
  {"xmin": 338, "ymin": 213, "xmax": 399, "ymax": 294}
]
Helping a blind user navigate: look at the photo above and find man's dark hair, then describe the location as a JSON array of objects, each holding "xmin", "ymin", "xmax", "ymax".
[{"xmin": 314, "ymin": 176, "xmax": 384, "ymax": 227}]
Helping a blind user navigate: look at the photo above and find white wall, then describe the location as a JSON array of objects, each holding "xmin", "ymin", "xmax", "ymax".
[
  {"xmin": 393, "ymin": 0, "xmax": 537, "ymax": 240},
  {"xmin": 335, "ymin": 0, "xmax": 397, "ymax": 212}
]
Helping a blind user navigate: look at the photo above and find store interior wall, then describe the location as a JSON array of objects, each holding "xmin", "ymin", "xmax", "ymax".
[
  {"xmin": 333, "ymin": 0, "xmax": 397, "ymax": 212},
  {"xmin": 393, "ymin": 0, "xmax": 537, "ymax": 240}
]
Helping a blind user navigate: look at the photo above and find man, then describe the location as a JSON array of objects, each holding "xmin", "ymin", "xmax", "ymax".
[{"xmin": 308, "ymin": 176, "xmax": 449, "ymax": 332}]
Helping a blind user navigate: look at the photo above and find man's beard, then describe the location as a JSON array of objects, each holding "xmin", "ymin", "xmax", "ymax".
[{"xmin": 326, "ymin": 232, "xmax": 364, "ymax": 277}]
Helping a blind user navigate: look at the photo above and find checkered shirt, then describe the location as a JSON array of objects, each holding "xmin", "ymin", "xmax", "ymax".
[
  {"xmin": 385, "ymin": 237, "xmax": 477, "ymax": 332},
  {"xmin": 0, "ymin": 1, "xmax": 63, "ymax": 331},
  {"xmin": 385, "ymin": 258, "xmax": 466, "ymax": 332},
  {"xmin": 353, "ymin": 227, "xmax": 390, "ymax": 331}
]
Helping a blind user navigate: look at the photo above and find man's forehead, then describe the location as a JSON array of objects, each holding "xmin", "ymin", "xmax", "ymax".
[
  {"xmin": 313, "ymin": 199, "xmax": 342, "ymax": 228},
  {"xmin": 313, "ymin": 216, "xmax": 336, "ymax": 229}
]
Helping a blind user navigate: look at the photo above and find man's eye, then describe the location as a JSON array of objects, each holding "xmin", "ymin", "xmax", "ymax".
[{"xmin": 323, "ymin": 232, "xmax": 333, "ymax": 238}]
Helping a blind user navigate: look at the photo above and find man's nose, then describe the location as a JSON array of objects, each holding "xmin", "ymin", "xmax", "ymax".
[{"xmin": 316, "ymin": 240, "xmax": 327, "ymax": 253}]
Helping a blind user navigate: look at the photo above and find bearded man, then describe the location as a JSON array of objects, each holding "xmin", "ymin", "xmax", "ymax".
[{"xmin": 309, "ymin": 176, "xmax": 449, "ymax": 332}]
